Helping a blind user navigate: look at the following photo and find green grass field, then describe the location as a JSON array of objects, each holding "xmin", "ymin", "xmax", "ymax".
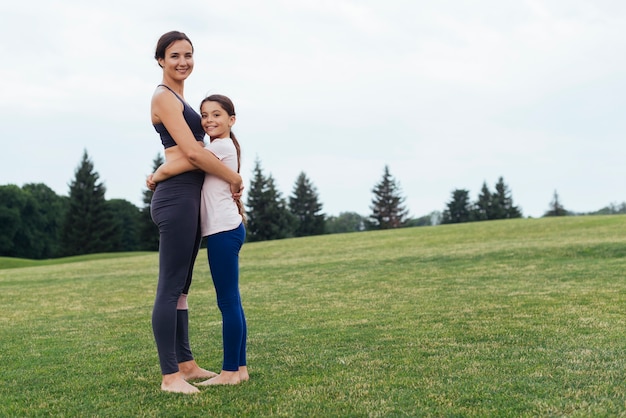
[{"xmin": 1, "ymin": 216, "xmax": 625, "ymax": 417}]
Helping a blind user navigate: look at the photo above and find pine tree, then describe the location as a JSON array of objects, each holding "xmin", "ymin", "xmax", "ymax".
[
  {"xmin": 60, "ymin": 150, "xmax": 120, "ymax": 256},
  {"xmin": 544, "ymin": 190, "xmax": 568, "ymax": 217},
  {"xmin": 491, "ymin": 177, "xmax": 522, "ymax": 219},
  {"xmin": 245, "ymin": 158, "xmax": 296, "ymax": 242},
  {"xmin": 368, "ymin": 165, "xmax": 409, "ymax": 230},
  {"xmin": 473, "ymin": 181, "xmax": 492, "ymax": 221},
  {"xmin": 289, "ymin": 172, "xmax": 325, "ymax": 237},
  {"xmin": 139, "ymin": 153, "xmax": 164, "ymax": 250},
  {"xmin": 442, "ymin": 189, "xmax": 472, "ymax": 224}
]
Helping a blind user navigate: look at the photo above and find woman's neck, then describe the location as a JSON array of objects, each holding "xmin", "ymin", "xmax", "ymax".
[{"xmin": 161, "ymin": 78, "xmax": 185, "ymax": 96}]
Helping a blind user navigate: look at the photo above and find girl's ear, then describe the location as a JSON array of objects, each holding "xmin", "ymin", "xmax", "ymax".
[{"xmin": 229, "ymin": 115, "xmax": 236, "ymax": 127}]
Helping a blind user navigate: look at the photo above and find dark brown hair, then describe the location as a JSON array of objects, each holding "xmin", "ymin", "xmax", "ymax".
[
  {"xmin": 200, "ymin": 94, "xmax": 246, "ymax": 223},
  {"xmin": 154, "ymin": 31, "xmax": 193, "ymax": 67}
]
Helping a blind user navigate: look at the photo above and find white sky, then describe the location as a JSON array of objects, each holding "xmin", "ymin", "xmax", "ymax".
[{"xmin": 1, "ymin": 0, "xmax": 624, "ymax": 218}]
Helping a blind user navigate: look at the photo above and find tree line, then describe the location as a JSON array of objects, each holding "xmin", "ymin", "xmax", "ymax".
[
  {"xmin": 1, "ymin": 150, "xmax": 624, "ymax": 259},
  {"xmin": 440, "ymin": 177, "xmax": 522, "ymax": 224},
  {"xmin": 0, "ymin": 151, "xmax": 161, "ymax": 259},
  {"xmin": 0, "ymin": 151, "xmax": 406, "ymax": 258}
]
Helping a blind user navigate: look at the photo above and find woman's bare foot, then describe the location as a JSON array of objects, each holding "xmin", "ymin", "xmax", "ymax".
[
  {"xmin": 239, "ymin": 366, "xmax": 249, "ymax": 382},
  {"xmin": 195, "ymin": 370, "xmax": 240, "ymax": 386},
  {"xmin": 161, "ymin": 372, "xmax": 200, "ymax": 394},
  {"xmin": 178, "ymin": 360, "xmax": 218, "ymax": 380}
]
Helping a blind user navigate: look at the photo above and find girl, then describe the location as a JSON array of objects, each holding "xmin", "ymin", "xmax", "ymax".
[
  {"xmin": 152, "ymin": 94, "xmax": 248, "ymax": 386},
  {"xmin": 149, "ymin": 31, "xmax": 243, "ymax": 394}
]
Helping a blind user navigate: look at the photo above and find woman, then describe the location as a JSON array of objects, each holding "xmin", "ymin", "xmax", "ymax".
[{"xmin": 149, "ymin": 31, "xmax": 243, "ymax": 394}]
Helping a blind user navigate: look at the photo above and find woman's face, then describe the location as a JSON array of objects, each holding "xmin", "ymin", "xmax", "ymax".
[
  {"xmin": 201, "ymin": 101, "xmax": 235, "ymax": 140},
  {"xmin": 159, "ymin": 40, "xmax": 194, "ymax": 81}
]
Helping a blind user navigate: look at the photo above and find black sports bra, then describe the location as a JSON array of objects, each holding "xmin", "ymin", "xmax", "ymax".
[{"xmin": 153, "ymin": 84, "xmax": 205, "ymax": 149}]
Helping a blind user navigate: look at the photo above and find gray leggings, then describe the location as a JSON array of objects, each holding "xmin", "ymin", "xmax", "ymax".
[{"xmin": 150, "ymin": 170, "xmax": 204, "ymax": 375}]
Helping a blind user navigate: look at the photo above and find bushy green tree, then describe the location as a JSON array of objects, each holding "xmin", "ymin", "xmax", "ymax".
[
  {"xmin": 0, "ymin": 183, "xmax": 67, "ymax": 259},
  {"xmin": 405, "ymin": 210, "xmax": 442, "ymax": 227},
  {"xmin": 0, "ymin": 185, "xmax": 26, "ymax": 257},
  {"xmin": 245, "ymin": 158, "xmax": 296, "ymax": 242},
  {"xmin": 591, "ymin": 202, "xmax": 626, "ymax": 215},
  {"xmin": 442, "ymin": 189, "xmax": 472, "ymax": 224},
  {"xmin": 61, "ymin": 150, "xmax": 120, "ymax": 256},
  {"xmin": 368, "ymin": 165, "xmax": 409, "ymax": 230},
  {"xmin": 325, "ymin": 212, "xmax": 365, "ymax": 234},
  {"xmin": 289, "ymin": 172, "xmax": 325, "ymax": 237},
  {"xmin": 21, "ymin": 183, "xmax": 68, "ymax": 258},
  {"xmin": 107, "ymin": 199, "xmax": 141, "ymax": 251},
  {"xmin": 139, "ymin": 153, "xmax": 164, "ymax": 251}
]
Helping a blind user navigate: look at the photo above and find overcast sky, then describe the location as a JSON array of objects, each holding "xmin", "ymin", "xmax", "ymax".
[{"xmin": 1, "ymin": 0, "xmax": 624, "ymax": 218}]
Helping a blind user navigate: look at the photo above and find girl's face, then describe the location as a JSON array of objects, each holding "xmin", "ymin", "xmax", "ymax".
[
  {"xmin": 201, "ymin": 101, "xmax": 235, "ymax": 139},
  {"xmin": 158, "ymin": 40, "xmax": 194, "ymax": 81}
]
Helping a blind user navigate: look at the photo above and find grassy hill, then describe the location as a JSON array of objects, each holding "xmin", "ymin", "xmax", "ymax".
[{"xmin": 0, "ymin": 216, "xmax": 624, "ymax": 416}]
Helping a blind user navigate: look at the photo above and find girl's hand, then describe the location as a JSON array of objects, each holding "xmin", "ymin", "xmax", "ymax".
[{"xmin": 146, "ymin": 173, "xmax": 157, "ymax": 191}]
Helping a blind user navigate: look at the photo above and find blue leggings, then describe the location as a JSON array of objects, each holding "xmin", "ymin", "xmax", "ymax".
[
  {"xmin": 206, "ymin": 223, "xmax": 247, "ymax": 371},
  {"xmin": 150, "ymin": 171, "xmax": 204, "ymax": 375}
]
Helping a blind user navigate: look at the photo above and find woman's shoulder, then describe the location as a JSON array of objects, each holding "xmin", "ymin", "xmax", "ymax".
[
  {"xmin": 152, "ymin": 86, "xmax": 178, "ymax": 105},
  {"xmin": 151, "ymin": 86, "xmax": 184, "ymax": 122}
]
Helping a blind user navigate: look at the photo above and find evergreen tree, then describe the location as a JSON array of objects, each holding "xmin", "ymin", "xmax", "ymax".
[
  {"xmin": 60, "ymin": 150, "xmax": 120, "ymax": 256},
  {"xmin": 368, "ymin": 165, "xmax": 409, "ymax": 230},
  {"xmin": 139, "ymin": 153, "xmax": 164, "ymax": 250},
  {"xmin": 442, "ymin": 189, "xmax": 472, "ymax": 224},
  {"xmin": 245, "ymin": 158, "xmax": 296, "ymax": 242},
  {"xmin": 473, "ymin": 181, "xmax": 493, "ymax": 221},
  {"xmin": 289, "ymin": 172, "xmax": 325, "ymax": 237},
  {"xmin": 490, "ymin": 177, "xmax": 522, "ymax": 219},
  {"xmin": 544, "ymin": 190, "xmax": 568, "ymax": 217}
]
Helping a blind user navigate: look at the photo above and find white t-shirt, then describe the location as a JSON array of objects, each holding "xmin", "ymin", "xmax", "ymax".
[{"xmin": 200, "ymin": 138, "xmax": 243, "ymax": 236}]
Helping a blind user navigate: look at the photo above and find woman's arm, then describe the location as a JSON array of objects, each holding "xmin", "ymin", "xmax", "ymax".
[
  {"xmin": 152, "ymin": 157, "xmax": 196, "ymax": 183},
  {"xmin": 152, "ymin": 89, "xmax": 242, "ymax": 192}
]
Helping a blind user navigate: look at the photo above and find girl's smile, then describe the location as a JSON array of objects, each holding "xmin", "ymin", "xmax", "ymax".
[{"xmin": 201, "ymin": 101, "xmax": 236, "ymax": 140}]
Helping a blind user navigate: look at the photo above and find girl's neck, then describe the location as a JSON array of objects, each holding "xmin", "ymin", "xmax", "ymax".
[{"xmin": 209, "ymin": 134, "xmax": 230, "ymax": 142}]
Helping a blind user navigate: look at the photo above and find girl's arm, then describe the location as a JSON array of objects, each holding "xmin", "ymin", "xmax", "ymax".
[{"xmin": 152, "ymin": 89, "xmax": 243, "ymax": 192}]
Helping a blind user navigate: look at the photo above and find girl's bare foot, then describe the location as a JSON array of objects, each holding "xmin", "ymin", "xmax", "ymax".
[
  {"xmin": 161, "ymin": 372, "xmax": 200, "ymax": 394},
  {"xmin": 239, "ymin": 366, "xmax": 249, "ymax": 382},
  {"xmin": 195, "ymin": 370, "xmax": 240, "ymax": 386},
  {"xmin": 178, "ymin": 360, "xmax": 218, "ymax": 380}
]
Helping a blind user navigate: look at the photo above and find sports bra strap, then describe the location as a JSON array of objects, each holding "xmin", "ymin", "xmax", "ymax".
[{"xmin": 158, "ymin": 84, "xmax": 185, "ymax": 106}]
